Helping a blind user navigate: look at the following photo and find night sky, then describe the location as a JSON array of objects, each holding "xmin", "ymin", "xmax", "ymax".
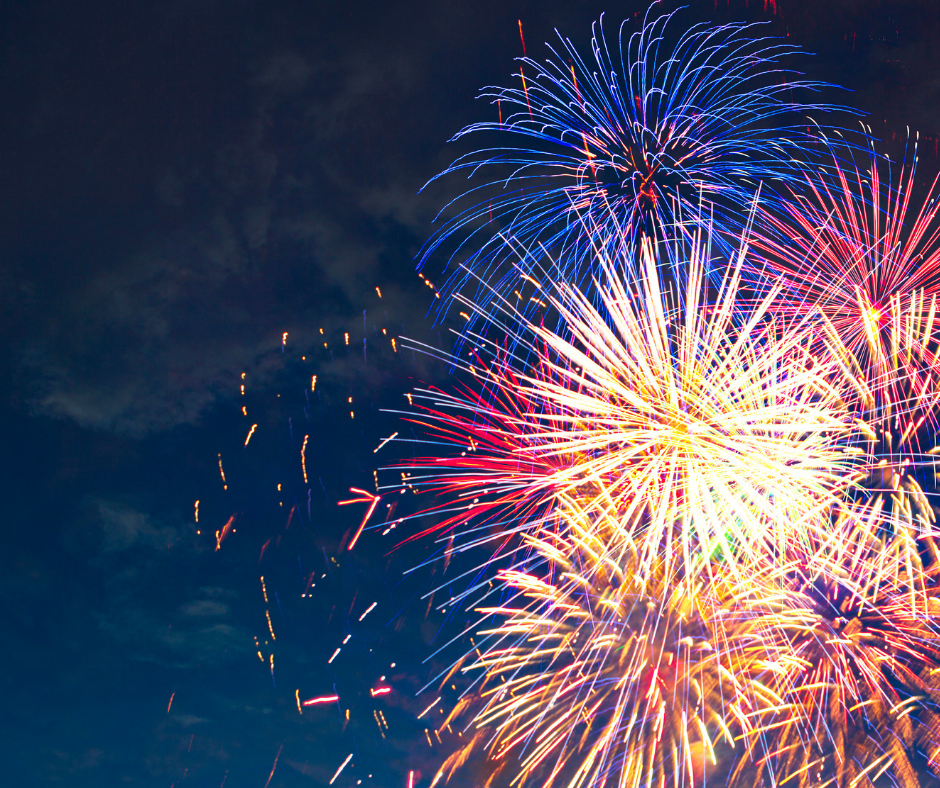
[{"xmin": 5, "ymin": 1, "xmax": 940, "ymax": 786}]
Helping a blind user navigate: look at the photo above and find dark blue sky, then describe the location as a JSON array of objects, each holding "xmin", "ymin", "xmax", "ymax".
[{"xmin": 3, "ymin": 1, "xmax": 940, "ymax": 786}]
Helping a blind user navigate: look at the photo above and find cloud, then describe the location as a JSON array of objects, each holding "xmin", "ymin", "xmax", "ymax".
[
  {"xmin": 93, "ymin": 585, "xmax": 254, "ymax": 670},
  {"xmin": 170, "ymin": 713, "xmax": 209, "ymax": 727},
  {"xmin": 85, "ymin": 499, "xmax": 253, "ymax": 669},
  {"xmin": 13, "ymin": 44, "xmax": 442, "ymax": 437},
  {"xmin": 250, "ymin": 52, "xmax": 312, "ymax": 94},
  {"xmin": 95, "ymin": 500, "xmax": 180, "ymax": 553},
  {"xmin": 181, "ymin": 599, "xmax": 229, "ymax": 617}
]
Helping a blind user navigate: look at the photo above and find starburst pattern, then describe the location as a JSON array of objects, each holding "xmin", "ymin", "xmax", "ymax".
[
  {"xmin": 434, "ymin": 520, "xmax": 763, "ymax": 788},
  {"xmin": 396, "ymin": 233, "xmax": 852, "ymax": 587},
  {"xmin": 368, "ymin": 9, "xmax": 940, "ymax": 788},
  {"xmin": 735, "ymin": 503, "xmax": 940, "ymax": 788},
  {"xmin": 420, "ymin": 9, "xmax": 852, "ymax": 329}
]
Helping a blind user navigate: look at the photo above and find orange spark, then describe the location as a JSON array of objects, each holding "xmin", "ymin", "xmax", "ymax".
[
  {"xmin": 265, "ymin": 609, "xmax": 276, "ymax": 641},
  {"xmin": 215, "ymin": 514, "xmax": 236, "ymax": 551},
  {"xmin": 518, "ymin": 20, "xmax": 532, "ymax": 119},
  {"xmin": 338, "ymin": 488, "xmax": 381, "ymax": 551},
  {"xmin": 244, "ymin": 423, "xmax": 258, "ymax": 446},
  {"xmin": 263, "ymin": 745, "xmax": 283, "ymax": 788}
]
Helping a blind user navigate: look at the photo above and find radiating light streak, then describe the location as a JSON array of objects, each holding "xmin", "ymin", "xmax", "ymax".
[
  {"xmin": 244, "ymin": 424, "xmax": 258, "ymax": 446},
  {"xmin": 374, "ymin": 432, "xmax": 398, "ymax": 453},
  {"xmin": 358, "ymin": 602, "xmax": 377, "ymax": 621},
  {"xmin": 215, "ymin": 515, "xmax": 235, "ymax": 551},
  {"xmin": 263, "ymin": 745, "xmax": 282, "ymax": 788},
  {"xmin": 339, "ymin": 488, "xmax": 381, "ymax": 551},
  {"xmin": 418, "ymin": 11, "xmax": 856, "ymax": 333},
  {"xmin": 303, "ymin": 694, "xmax": 339, "ymax": 707},
  {"xmin": 734, "ymin": 502, "xmax": 940, "ymax": 788},
  {"xmin": 417, "ymin": 697, "xmax": 441, "ymax": 719},
  {"xmin": 386, "ymin": 13, "xmax": 940, "ymax": 788},
  {"xmin": 395, "ymin": 232, "xmax": 853, "ymax": 585},
  {"xmin": 755, "ymin": 138, "xmax": 940, "ymax": 423},
  {"xmin": 329, "ymin": 754, "xmax": 353, "ymax": 785},
  {"xmin": 431, "ymin": 517, "xmax": 774, "ymax": 788}
]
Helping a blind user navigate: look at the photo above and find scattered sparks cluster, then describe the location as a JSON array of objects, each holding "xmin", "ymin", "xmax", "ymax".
[{"xmin": 385, "ymin": 7, "xmax": 940, "ymax": 788}]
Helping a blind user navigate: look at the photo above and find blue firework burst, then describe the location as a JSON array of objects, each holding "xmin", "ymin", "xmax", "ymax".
[{"xmin": 420, "ymin": 8, "xmax": 855, "ymax": 328}]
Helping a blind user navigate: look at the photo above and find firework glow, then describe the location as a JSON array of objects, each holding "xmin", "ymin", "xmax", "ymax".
[
  {"xmin": 369, "ymin": 8, "xmax": 940, "ymax": 788},
  {"xmin": 223, "ymin": 7, "xmax": 940, "ymax": 788},
  {"xmin": 435, "ymin": 520, "xmax": 766, "ymax": 788},
  {"xmin": 733, "ymin": 504, "xmax": 940, "ymax": 788},
  {"xmin": 395, "ymin": 233, "xmax": 855, "ymax": 590},
  {"xmin": 420, "ymin": 8, "xmax": 857, "ymax": 331}
]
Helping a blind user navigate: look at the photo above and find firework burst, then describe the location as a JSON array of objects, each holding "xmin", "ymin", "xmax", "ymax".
[
  {"xmin": 396, "ymin": 230, "xmax": 854, "ymax": 587},
  {"xmin": 735, "ymin": 503, "xmax": 940, "ymax": 788},
  {"xmin": 753, "ymin": 141, "xmax": 940, "ymax": 408},
  {"xmin": 420, "ymin": 9, "xmax": 852, "ymax": 327},
  {"xmin": 371, "ymin": 10, "xmax": 940, "ymax": 788},
  {"xmin": 754, "ymin": 139, "xmax": 940, "ymax": 533},
  {"xmin": 432, "ymin": 514, "xmax": 768, "ymax": 788}
]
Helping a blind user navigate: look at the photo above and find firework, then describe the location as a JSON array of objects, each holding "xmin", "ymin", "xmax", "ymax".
[
  {"xmin": 754, "ymin": 139, "xmax": 940, "ymax": 529},
  {"xmin": 423, "ymin": 494, "xmax": 940, "ymax": 788},
  {"xmin": 431, "ymin": 510, "xmax": 770, "ymax": 788},
  {"xmin": 735, "ymin": 502, "xmax": 940, "ymax": 788},
  {"xmin": 754, "ymin": 140, "xmax": 940, "ymax": 410},
  {"xmin": 420, "ymin": 9, "xmax": 852, "ymax": 329},
  {"xmin": 373, "ymin": 10, "xmax": 940, "ymax": 788},
  {"xmin": 395, "ymin": 230, "xmax": 853, "ymax": 587}
]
